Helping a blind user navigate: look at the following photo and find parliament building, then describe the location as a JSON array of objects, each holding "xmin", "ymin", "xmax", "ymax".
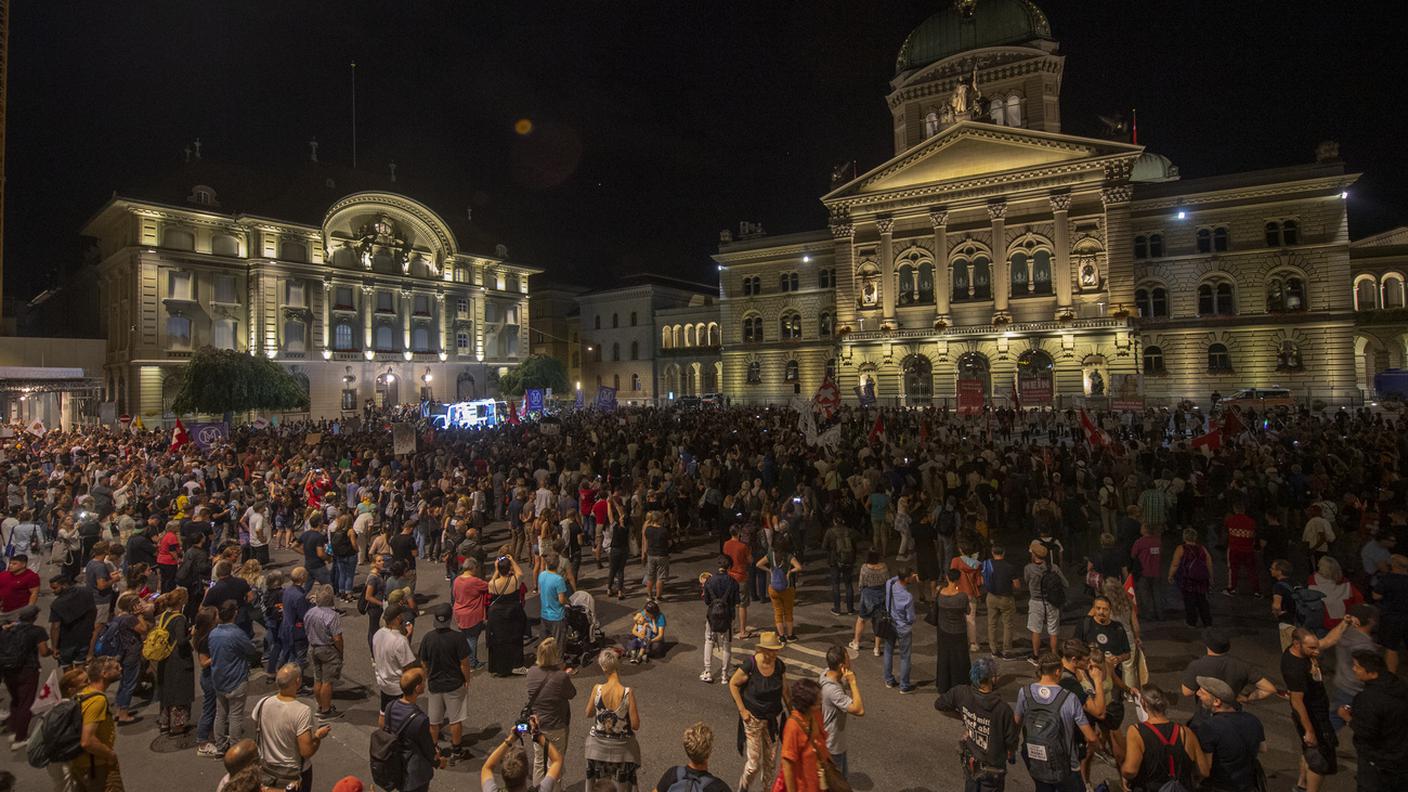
[{"xmin": 715, "ymin": 0, "xmax": 1367, "ymax": 408}]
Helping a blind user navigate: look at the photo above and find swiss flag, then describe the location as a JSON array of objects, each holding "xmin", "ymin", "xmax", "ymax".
[
  {"xmin": 1191, "ymin": 419, "xmax": 1222, "ymax": 451},
  {"xmin": 1078, "ymin": 408, "xmax": 1106, "ymax": 447},
  {"xmin": 169, "ymin": 419, "xmax": 191, "ymax": 453},
  {"xmin": 1221, "ymin": 407, "xmax": 1244, "ymax": 437},
  {"xmin": 811, "ymin": 376, "xmax": 841, "ymax": 420},
  {"xmin": 506, "ymin": 399, "xmax": 521, "ymax": 425},
  {"xmin": 868, "ymin": 413, "xmax": 885, "ymax": 444}
]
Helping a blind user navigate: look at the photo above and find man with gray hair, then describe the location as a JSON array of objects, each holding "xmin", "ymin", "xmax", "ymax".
[
  {"xmin": 249, "ymin": 663, "xmax": 331, "ymax": 792},
  {"xmin": 304, "ymin": 584, "xmax": 344, "ymax": 720},
  {"xmin": 204, "ymin": 558, "xmax": 256, "ymax": 636}
]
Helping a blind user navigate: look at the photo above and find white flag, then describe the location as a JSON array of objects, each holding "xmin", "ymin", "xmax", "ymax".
[
  {"xmin": 30, "ymin": 668, "xmax": 62, "ymax": 716},
  {"xmin": 25, "ymin": 419, "xmax": 46, "ymax": 437}
]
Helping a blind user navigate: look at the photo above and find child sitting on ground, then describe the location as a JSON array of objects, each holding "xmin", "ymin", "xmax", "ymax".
[{"xmin": 627, "ymin": 611, "xmax": 656, "ymax": 663}]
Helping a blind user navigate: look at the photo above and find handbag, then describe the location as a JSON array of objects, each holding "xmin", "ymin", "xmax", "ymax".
[
  {"xmin": 873, "ymin": 580, "xmax": 898, "ymax": 641},
  {"xmin": 768, "ymin": 715, "xmax": 851, "ymax": 792}
]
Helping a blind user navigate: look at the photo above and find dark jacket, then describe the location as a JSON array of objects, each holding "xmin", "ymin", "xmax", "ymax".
[
  {"xmin": 384, "ymin": 698, "xmax": 437, "ymax": 790},
  {"xmin": 935, "ymin": 684, "xmax": 1020, "ymax": 770},
  {"xmin": 1351, "ymin": 673, "xmax": 1408, "ymax": 772}
]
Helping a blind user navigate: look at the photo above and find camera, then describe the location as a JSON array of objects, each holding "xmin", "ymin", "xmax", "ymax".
[{"xmin": 514, "ymin": 721, "xmax": 531, "ymax": 735}]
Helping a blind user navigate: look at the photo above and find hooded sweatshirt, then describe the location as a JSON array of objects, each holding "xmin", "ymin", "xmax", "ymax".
[{"xmin": 935, "ymin": 684, "xmax": 1020, "ymax": 769}]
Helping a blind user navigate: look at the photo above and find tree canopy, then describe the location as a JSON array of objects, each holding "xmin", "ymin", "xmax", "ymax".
[
  {"xmin": 170, "ymin": 347, "xmax": 311, "ymax": 416},
  {"xmin": 497, "ymin": 354, "xmax": 569, "ymax": 397}
]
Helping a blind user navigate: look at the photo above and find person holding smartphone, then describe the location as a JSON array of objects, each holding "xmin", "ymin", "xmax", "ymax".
[{"xmin": 481, "ymin": 715, "xmax": 565, "ymax": 792}]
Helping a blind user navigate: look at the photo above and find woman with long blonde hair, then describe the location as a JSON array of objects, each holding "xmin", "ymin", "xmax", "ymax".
[{"xmin": 154, "ymin": 587, "xmax": 196, "ymax": 736}]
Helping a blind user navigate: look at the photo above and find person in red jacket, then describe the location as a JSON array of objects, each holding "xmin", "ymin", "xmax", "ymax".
[
  {"xmin": 156, "ymin": 520, "xmax": 184, "ymax": 593},
  {"xmin": 1223, "ymin": 500, "xmax": 1261, "ymax": 597}
]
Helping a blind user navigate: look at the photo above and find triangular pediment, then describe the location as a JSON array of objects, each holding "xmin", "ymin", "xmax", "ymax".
[{"xmin": 825, "ymin": 121, "xmax": 1143, "ymax": 200}]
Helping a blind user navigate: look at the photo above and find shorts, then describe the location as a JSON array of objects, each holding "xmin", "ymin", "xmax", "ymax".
[
  {"xmin": 858, "ymin": 587, "xmax": 884, "ymax": 619},
  {"xmin": 379, "ymin": 691, "xmax": 398, "ymax": 714},
  {"xmin": 645, "ymin": 555, "xmax": 669, "ymax": 584},
  {"xmin": 424, "ymin": 686, "xmax": 468, "ymax": 725},
  {"xmin": 733, "ymin": 576, "xmax": 752, "ymax": 606},
  {"xmin": 309, "ymin": 645, "xmax": 343, "ymax": 684},
  {"xmin": 1027, "ymin": 600, "xmax": 1061, "ymax": 635},
  {"xmin": 1097, "ymin": 700, "xmax": 1126, "ymax": 731}
]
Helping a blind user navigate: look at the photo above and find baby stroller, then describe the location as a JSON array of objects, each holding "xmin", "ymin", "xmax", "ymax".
[{"xmin": 562, "ymin": 590, "xmax": 605, "ymax": 668}]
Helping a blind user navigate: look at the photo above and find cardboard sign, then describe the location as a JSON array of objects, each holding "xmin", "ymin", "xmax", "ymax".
[{"xmin": 391, "ymin": 423, "xmax": 416, "ymax": 455}]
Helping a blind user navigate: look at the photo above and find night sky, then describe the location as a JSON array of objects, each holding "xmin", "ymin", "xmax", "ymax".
[{"xmin": 5, "ymin": 1, "xmax": 1404, "ymax": 298}]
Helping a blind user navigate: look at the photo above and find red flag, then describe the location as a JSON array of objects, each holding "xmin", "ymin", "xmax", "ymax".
[
  {"xmin": 1221, "ymin": 407, "xmax": 1244, "ymax": 437},
  {"xmin": 1078, "ymin": 409, "xmax": 1105, "ymax": 447},
  {"xmin": 812, "ymin": 376, "xmax": 841, "ymax": 420},
  {"xmin": 169, "ymin": 419, "xmax": 190, "ymax": 453},
  {"xmin": 868, "ymin": 413, "xmax": 885, "ymax": 444},
  {"xmin": 507, "ymin": 400, "xmax": 521, "ymax": 425},
  {"xmin": 1191, "ymin": 419, "xmax": 1222, "ymax": 451}
]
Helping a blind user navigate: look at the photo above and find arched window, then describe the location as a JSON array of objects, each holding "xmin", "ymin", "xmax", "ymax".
[
  {"xmin": 1010, "ymin": 252, "xmax": 1029, "ymax": 294},
  {"xmin": 412, "ymin": 325, "xmax": 431, "ymax": 353},
  {"xmin": 611, "ymin": 342, "xmax": 621, "ymax": 361},
  {"xmin": 1135, "ymin": 286, "xmax": 1169, "ymax": 318},
  {"xmin": 790, "ymin": 272, "xmax": 799, "ymax": 291},
  {"xmin": 779, "ymin": 273, "xmax": 791, "ymax": 292},
  {"xmin": 1266, "ymin": 273, "xmax": 1306, "ymax": 312},
  {"xmin": 1148, "ymin": 234, "xmax": 1164, "ymax": 258},
  {"xmin": 631, "ymin": 373, "xmax": 641, "ymax": 391},
  {"xmin": 918, "ymin": 262, "xmax": 934, "ymax": 301},
  {"xmin": 612, "ymin": 313, "xmax": 619, "ymax": 329},
  {"xmin": 661, "ymin": 327, "xmax": 673, "ymax": 348},
  {"xmin": 212, "ymin": 234, "xmax": 240, "ymax": 257},
  {"xmin": 742, "ymin": 314, "xmax": 762, "ymax": 343},
  {"xmin": 856, "ymin": 262, "xmax": 880, "ymax": 308},
  {"xmin": 1383, "ymin": 275, "xmax": 1406, "ymax": 309},
  {"xmin": 278, "ymin": 239, "xmax": 306, "ymax": 261},
  {"xmin": 685, "ymin": 324, "xmax": 695, "ymax": 347},
  {"xmin": 989, "ymin": 98, "xmax": 1005, "ymax": 126},
  {"xmin": 708, "ymin": 323, "xmax": 719, "ymax": 344},
  {"xmin": 1282, "ymin": 220, "xmax": 1299, "ymax": 245},
  {"xmin": 971, "ymin": 256, "xmax": 991, "ymax": 300},
  {"xmin": 951, "ymin": 260, "xmax": 969, "ymax": 301},
  {"xmin": 375, "ymin": 324, "xmax": 396, "ymax": 351},
  {"xmin": 166, "ymin": 315, "xmax": 192, "ymax": 349},
  {"xmin": 819, "ymin": 311, "xmax": 833, "ymax": 338},
  {"xmin": 1197, "ymin": 278, "xmax": 1236, "ymax": 316},
  {"xmin": 1213, "ymin": 226, "xmax": 1229, "ymax": 251},
  {"xmin": 746, "ymin": 361, "xmax": 762, "ymax": 384},
  {"xmin": 630, "ymin": 340, "xmax": 639, "ymax": 360},
  {"xmin": 594, "ymin": 315, "xmax": 601, "ymax": 330},
  {"xmin": 163, "ymin": 227, "xmax": 195, "ymax": 251},
  {"xmin": 333, "ymin": 322, "xmax": 355, "ymax": 351},
  {"xmin": 1134, "ymin": 235, "xmax": 1149, "ymax": 259},
  {"xmin": 613, "ymin": 374, "xmax": 620, "ymax": 390},
  {"xmin": 924, "ymin": 110, "xmax": 940, "ymax": 137},
  {"xmin": 1142, "ymin": 345, "xmax": 1165, "ymax": 373},
  {"xmin": 1356, "ymin": 278, "xmax": 1378, "ymax": 311},
  {"xmin": 593, "ymin": 345, "xmax": 602, "ymax": 363},
  {"xmin": 785, "ymin": 360, "xmax": 799, "ymax": 382},
  {"xmin": 1006, "ymin": 95, "xmax": 1022, "ymax": 127},
  {"xmin": 1207, "ymin": 343, "xmax": 1232, "ymax": 372},
  {"xmin": 1196, "ymin": 229, "xmax": 1212, "ymax": 253},
  {"xmin": 819, "ymin": 269, "xmax": 833, "ymax": 289},
  {"xmin": 898, "ymin": 265, "xmax": 916, "ymax": 304},
  {"xmin": 284, "ymin": 319, "xmax": 307, "ymax": 353},
  {"xmin": 630, "ymin": 311, "xmax": 638, "ymax": 327},
  {"xmin": 1277, "ymin": 341, "xmax": 1303, "ymax": 371},
  {"xmin": 779, "ymin": 311, "xmax": 802, "ymax": 340}
]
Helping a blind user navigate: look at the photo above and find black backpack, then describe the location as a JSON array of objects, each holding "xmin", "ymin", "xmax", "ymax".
[
  {"xmin": 27, "ymin": 692, "xmax": 102, "ymax": 768},
  {"xmin": 0, "ymin": 629, "xmax": 27, "ymax": 672},
  {"xmin": 1019, "ymin": 685, "xmax": 1073, "ymax": 784},
  {"xmin": 705, "ymin": 581, "xmax": 733, "ymax": 633},
  {"xmin": 369, "ymin": 705, "xmax": 418, "ymax": 790},
  {"xmin": 1039, "ymin": 568, "xmax": 1067, "ymax": 609}
]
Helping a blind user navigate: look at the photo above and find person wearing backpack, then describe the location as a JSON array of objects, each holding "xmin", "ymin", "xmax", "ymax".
[
  {"xmin": 821, "ymin": 516, "xmax": 861, "ymax": 617},
  {"xmin": 651, "ymin": 721, "xmax": 730, "ymax": 792},
  {"xmin": 1013, "ymin": 651, "xmax": 1100, "ymax": 792},
  {"xmin": 47, "ymin": 574, "xmax": 99, "ymax": 668},
  {"xmin": 1119, "ymin": 684, "xmax": 1209, "ymax": 792},
  {"xmin": 69, "ymin": 655, "xmax": 125, "ymax": 792},
  {"xmin": 757, "ymin": 534, "xmax": 803, "ymax": 643},
  {"xmin": 1, "ymin": 603, "xmax": 52, "ymax": 750},
  {"xmin": 1167, "ymin": 529, "xmax": 1214, "ymax": 628},
  {"xmin": 701, "ymin": 556, "xmax": 739, "ymax": 683},
  {"xmin": 150, "ymin": 588, "xmax": 195, "ymax": 737},
  {"xmin": 1025, "ymin": 544, "xmax": 1065, "ymax": 664},
  {"xmin": 381, "ymin": 668, "xmax": 443, "ymax": 792}
]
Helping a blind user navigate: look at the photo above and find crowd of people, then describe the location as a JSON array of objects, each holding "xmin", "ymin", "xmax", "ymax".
[{"xmin": 0, "ymin": 400, "xmax": 1406, "ymax": 792}]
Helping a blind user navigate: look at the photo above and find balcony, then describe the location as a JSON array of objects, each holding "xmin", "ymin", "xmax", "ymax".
[{"xmin": 844, "ymin": 316, "xmax": 1129, "ymax": 342}]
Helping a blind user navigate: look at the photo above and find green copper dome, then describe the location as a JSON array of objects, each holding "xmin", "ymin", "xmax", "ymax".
[{"xmin": 896, "ymin": 0, "xmax": 1053, "ymax": 75}]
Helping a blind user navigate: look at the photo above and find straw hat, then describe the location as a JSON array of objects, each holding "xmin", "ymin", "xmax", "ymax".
[{"xmin": 756, "ymin": 631, "xmax": 784, "ymax": 651}]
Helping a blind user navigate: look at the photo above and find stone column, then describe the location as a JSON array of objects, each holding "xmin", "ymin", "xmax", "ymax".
[
  {"xmin": 400, "ymin": 289, "xmax": 413, "ymax": 353},
  {"xmin": 1102, "ymin": 184, "xmax": 1135, "ymax": 313},
  {"xmin": 989, "ymin": 200, "xmax": 1009, "ymax": 318},
  {"xmin": 930, "ymin": 208, "xmax": 950, "ymax": 323},
  {"xmin": 361, "ymin": 285, "xmax": 374, "ymax": 353},
  {"xmin": 830, "ymin": 213, "xmax": 856, "ymax": 329},
  {"xmin": 321, "ymin": 280, "xmax": 332, "ymax": 354},
  {"xmin": 1049, "ymin": 192, "xmax": 1073, "ymax": 318},
  {"xmin": 877, "ymin": 216, "xmax": 896, "ymax": 323},
  {"xmin": 436, "ymin": 293, "xmax": 447, "ymax": 357}
]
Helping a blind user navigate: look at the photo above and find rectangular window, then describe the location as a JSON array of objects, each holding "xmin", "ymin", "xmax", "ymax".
[
  {"xmin": 376, "ymin": 291, "xmax": 395, "ymax": 313},
  {"xmin": 334, "ymin": 286, "xmax": 355, "ymax": 310},
  {"xmin": 413, "ymin": 294, "xmax": 432, "ymax": 315},
  {"xmin": 212, "ymin": 319, "xmax": 237, "ymax": 350},
  {"xmin": 284, "ymin": 320, "xmax": 306, "ymax": 352},
  {"xmin": 285, "ymin": 280, "xmax": 306, "ymax": 308},
  {"xmin": 168, "ymin": 271, "xmax": 194, "ymax": 301},
  {"xmin": 456, "ymin": 298, "xmax": 469, "ymax": 318},
  {"xmin": 213, "ymin": 275, "xmax": 237, "ymax": 304},
  {"xmin": 341, "ymin": 389, "xmax": 357, "ymax": 411},
  {"xmin": 456, "ymin": 331, "xmax": 469, "ymax": 353}
]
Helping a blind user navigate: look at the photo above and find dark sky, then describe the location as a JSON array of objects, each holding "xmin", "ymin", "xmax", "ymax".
[{"xmin": 6, "ymin": 1, "xmax": 1404, "ymax": 298}]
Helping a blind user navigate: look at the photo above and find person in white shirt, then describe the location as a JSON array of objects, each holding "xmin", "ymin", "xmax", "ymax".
[
  {"xmin": 242, "ymin": 501, "xmax": 271, "ymax": 565},
  {"xmin": 248, "ymin": 664, "xmax": 331, "ymax": 791},
  {"xmin": 372, "ymin": 605, "xmax": 418, "ymax": 727}
]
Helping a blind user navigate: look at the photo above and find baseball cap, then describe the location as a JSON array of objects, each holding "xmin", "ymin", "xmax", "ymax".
[
  {"xmin": 1195, "ymin": 676, "xmax": 1236, "ymax": 704},
  {"xmin": 430, "ymin": 602, "xmax": 453, "ymax": 625}
]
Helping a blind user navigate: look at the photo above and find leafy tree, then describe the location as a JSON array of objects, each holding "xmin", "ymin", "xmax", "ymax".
[
  {"xmin": 170, "ymin": 347, "xmax": 310, "ymax": 416},
  {"xmin": 497, "ymin": 354, "xmax": 569, "ymax": 397}
]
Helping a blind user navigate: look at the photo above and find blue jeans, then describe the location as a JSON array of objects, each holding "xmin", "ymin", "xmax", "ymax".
[
  {"xmin": 1329, "ymin": 687, "xmax": 1355, "ymax": 732},
  {"xmin": 115, "ymin": 652, "xmax": 141, "ymax": 709},
  {"xmin": 465, "ymin": 623, "xmax": 484, "ymax": 669},
  {"xmin": 264, "ymin": 629, "xmax": 286, "ymax": 675},
  {"xmin": 830, "ymin": 564, "xmax": 855, "ymax": 612},
  {"xmin": 309, "ymin": 565, "xmax": 331, "ymax": 586},
  {"xmin": 883, "ymin": 631, "xmax": 912, "ymax": 689},
  {"xmin": 832, "ymin": 752, "xmax": 848, "ymax": 778},
  {"xmin": 196, "ymin": 667, "xmax": 216, "ymax": 742},
  {"xmin": 334, "ymin": 555, "xmax": 357, "ymax": 595}
]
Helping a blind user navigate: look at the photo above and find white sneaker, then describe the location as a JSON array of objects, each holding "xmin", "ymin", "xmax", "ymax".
[
  {"xmin": 699, "ymin": 673, "xmax": 713, "ymax": 683},
  {"xmin": 9, "ymin": 737, "xmax": 28, "ymax": 751}
]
